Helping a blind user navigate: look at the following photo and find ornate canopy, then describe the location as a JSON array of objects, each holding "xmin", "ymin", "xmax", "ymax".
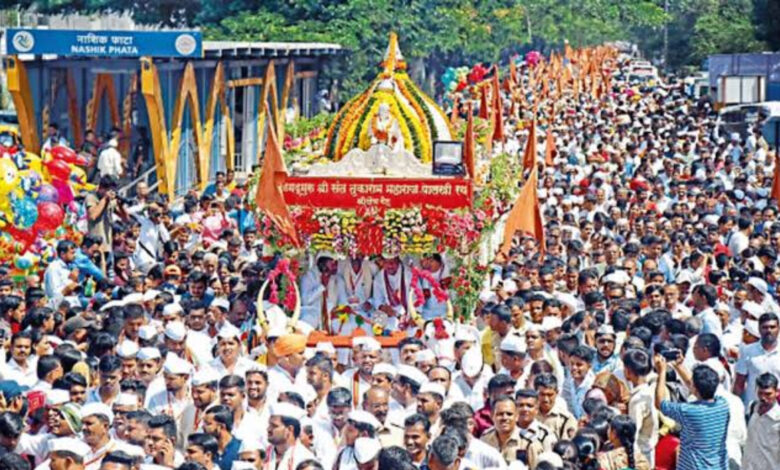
[{"xmin": 323, "ymin": 33, "xmax": 454, "ymax": 163}]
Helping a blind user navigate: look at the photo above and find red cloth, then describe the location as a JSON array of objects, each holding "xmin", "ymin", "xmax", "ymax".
[
  {"xmin": 654, "ymin": 434, "xmax": 679, "ymax": 470},
  {"xmin": 473, "ymin": 405, "xmax": 493, "ymax": 438}
]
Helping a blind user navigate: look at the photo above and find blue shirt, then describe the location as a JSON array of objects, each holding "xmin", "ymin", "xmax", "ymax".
[
  {"xmin": 660, "ymin": 397, "xmax": 729, "ymax": 470},
  {"xmin": 215, "ymin": 437, "xmax": 242, "ymax": 470}
]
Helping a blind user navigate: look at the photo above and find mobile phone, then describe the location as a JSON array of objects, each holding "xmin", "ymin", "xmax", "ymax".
[
  {"xmin": 515, "ymin": 449, "xmax": 528, "ymax": 464},
  {"xmin": 661, "ymin": 348, "xmax": 682, "ymax": 361}
]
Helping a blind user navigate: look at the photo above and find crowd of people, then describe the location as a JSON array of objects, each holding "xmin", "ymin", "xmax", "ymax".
[{"xmin": 0, "ymin": 49, "xmax": 778, "ymax": 470}]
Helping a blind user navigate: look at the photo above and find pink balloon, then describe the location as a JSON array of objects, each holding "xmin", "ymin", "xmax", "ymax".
[{"xmin": 51, "ymin": 180, "xmax": 74, "ymax": 205}]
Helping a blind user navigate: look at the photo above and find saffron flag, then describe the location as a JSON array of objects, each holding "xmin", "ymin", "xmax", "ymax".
[
  {"xmin": 464, "ymin": 101, "xmax": 475, "ymax": 178},
  {"xmin": 545, "ymin": 128, "xmax": 555, "ymax": 167},
  {"xmin": 522, "ymin": 114, "xmax": 538, "ymax": 170},
  {"xmin": 479, "ymin": 85, "xmax": 489, "ymax": 119},
  {"xmin": 772, "ymin": 155, "xmax": 780, "ymax": 205},
  {"xmin": 255, "ymin": 117, "xmax": 300, "ymax": 247},
  {"xmin": 492, "ymin": 71, "xmax": 505, "ymax": 142},
  {"xmin": 501, "ymin": 165, "xmax": 545, "ymax": 257},
  {"xmin": 450, "ymin": 95, "xmax": 460, "ymax": 125}
]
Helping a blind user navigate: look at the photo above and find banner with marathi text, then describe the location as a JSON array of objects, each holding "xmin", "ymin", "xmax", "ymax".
[{"xmin": 282, "ymin": 176, "xmax": 472, "ymax": 209}]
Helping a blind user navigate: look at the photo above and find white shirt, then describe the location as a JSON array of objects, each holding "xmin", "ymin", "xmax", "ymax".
[
  {"xmin": 728, "ymin": 231, "xmax": 749, "ymax": 258},
  {"xmin": 743, "ymin": 403, "xmax": 780, "ymax": 470},
  {"xmin": 735, "ymin": 342, "xmax": 780, "ymax": 404},
  {"xmin": 465, "ymin": 436, "xmax": 507, "ymax": 469},
  {"xmin": 43, "ymin": 259, "xmax": 71, "ymax": 308},
  {"xmin": 265, "ymin": 364, "xmax": 308, "ymax": 405},
  {"xmin": 186, "ymin": 330, "xmax": 215, "ymax": 367},
  {"xmin": 206, "ymin": 356, "xmax": 260, "ymax": 380},
  {"xmin": 716, "ymin": 386, "xmax": 747, "ymax": 467},
  {"xmin": 452, "ymin": 368, "xmax": 493, "ymax": 411},
  {"xmin": 97, "ymin": 146, "xmax": 123, "ymax": 178},
  {"xmin": 84, "ymin": 439, "xmax": 143, "ymax": 470},
  {"xmin": 265, "ymin": 441, "xmax": 315, "ymax": 470},
  {"xmin": 4, "ymin": 356, "xmax": 38, "ymax": 387}
]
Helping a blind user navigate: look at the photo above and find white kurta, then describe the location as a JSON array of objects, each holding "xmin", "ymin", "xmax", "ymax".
[
  {"xmin": 264, "ymin": 441, "xmax": 315, "ymax": 470},
  {"xmin": 371, "ymin": 266, "xmax": 413, "ymax": 330},
  {"xmin": 300, "ymin": 269, "xmax": 347, "ymax": 331}
]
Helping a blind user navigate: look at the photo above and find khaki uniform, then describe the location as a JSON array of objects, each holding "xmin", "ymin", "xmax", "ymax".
[
  {"xmin": 538, "ymin": 409, "xmax": 578, "ymax": 441},
  {"xmin": 481, "ymin": 427, "xmax": 544, "ymax": 468},
  {"xmin": 376, "ymin": 423, "xmax": 404, "ymax": 448},
  {"xmin": 519, "ymin": 420, "xmax": 557, "ymax": 451}
]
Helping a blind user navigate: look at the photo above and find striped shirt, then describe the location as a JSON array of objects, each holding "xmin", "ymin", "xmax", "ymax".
[{"xmin": 660, "ymin": 397, "xmax": 730, "ymax": 470}]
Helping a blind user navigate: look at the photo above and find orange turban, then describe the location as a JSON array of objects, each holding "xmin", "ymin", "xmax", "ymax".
[{"xmin": 273, "ymin": 334, "xmax": 307, "ymax": 356}]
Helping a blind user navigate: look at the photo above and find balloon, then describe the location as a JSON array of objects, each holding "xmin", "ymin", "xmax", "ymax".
[
  {"xmin": 51, "ymin": 146, "xmax": 77, "ymax": 162},
  {"xmin": 35, "ymin": 202, "xmax": 64, "ymax": 232},
  {"xmin": 21, "ymin": 170, "xmax": 42, "ymax": 196},
  {"xmin": 0, "ymin": 158, "xmax": 19, "ymax": 198},
  {"xmin": 14, "ymin": 254, "xmax": 32, "ymax": 270},
  {"xmin": 44, "ymin": 159, "xmax": 71, "ymax": 181},
  {"xmin": 12, "ymin": 197, "xmax": 38, "ymax": 229},
  {"xmin": 52, "ymin": 179, "xmax": 74, "ymax": 205},
  {"xmin": 38, "ymin": 184, "xmax": 59, "ymax": 203},
  {"xmin": 24, "ymin": 152, "xmax": 42, "ymax": 175}
]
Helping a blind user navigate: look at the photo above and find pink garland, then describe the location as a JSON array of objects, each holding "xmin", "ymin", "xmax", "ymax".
[
  {"xmin": 266, "ymin": 259, "xmax": 298, "ymax": 312},
  {"xmin": 410, "ymin": 267, "xmax": 450, "ymax": 308}
]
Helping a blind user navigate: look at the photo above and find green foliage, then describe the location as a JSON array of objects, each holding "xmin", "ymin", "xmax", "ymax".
[
  {"xmin": 9, "ymin": 0, "xmax": 772, "ymax": 84},
  {"xmin": 284, "ymin": 112, "xmax": 334, "ymax": 139}
]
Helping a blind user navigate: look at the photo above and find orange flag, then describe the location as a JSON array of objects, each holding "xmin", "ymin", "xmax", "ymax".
[
  {"xmin": 509, "ymin": 59, "xmax": 518, "ymax": 84},
  {"xmin": 479, "ymin": 84, "xmax": 489, "ymax": 119},
  {"xmin": 772, "ymin": 154, "xmax": 780, "ymax": 205},
  {"xmin": 463, "ymin": 101, "xmax": 475, "ymax": 178},
  {"xmin": 501, "ymin": 165, "xmax": 545, "ymax": 257},
  {"xmin": 492, "ymin": 71, "xmax": 505, "ymax": 142},
  {"xmin": 545, "ymin": 128, "xmax": 555, "ymax": 167},
  {"xmin": 450, "ymin": 95, "xmax": 460, "ymax": 125},
  {"xmin": 255, "ymin": 116, "xmax": 299, "ymax": 247},
  {"xmin": 522, "ymin": 113, "xmax": 537, "ymax": 170}
]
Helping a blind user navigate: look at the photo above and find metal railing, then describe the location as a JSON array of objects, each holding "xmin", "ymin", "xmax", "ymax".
[{"xmin": 118, "ymin": 166, "xmax": 159, "ymax": 197}]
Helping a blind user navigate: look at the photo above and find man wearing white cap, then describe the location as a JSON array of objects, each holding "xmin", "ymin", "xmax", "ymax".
[
  {"xmin": 148, "ymin": 354, "xmax": 196, "ymax": 448},
  {"xmin": 497, "ymin": 334, "xmax": 527, "ymax": 383},
  {"xmin": 191, "ymin": 368, "xmax": 221, "ymax": 432},
  {"xmin": 117, "ymin": 340, "xmax": 139, "ymax": 381},
  {"xmin": 137, "ymin": 348, "xmax": 166, "ymax": 408},
  {"xmin": 452, "ymin": 346, "xmax": 493, "ymax": 412},
  {"xmin": 417, "ymin": 382, "xmax": 446, "ymax": 438},
  {"xmin": 388, "ymin": 365, "xmax": 427, "ymax": 426},
  {"xmin": 208, "ymin": 323, "xmax": 258, "ymax": 379},
  {"xmin": 300, "ymin": 252, "xmax": 347, "ymax": 331},
  {"xmin": 266, "ymin": 402, "xmax": 315, "ymax": 470},
  {"xmin": 112, "ymin": 392, "xmax": 140, "ymax": 443},
  {"xmin": 81, "ymin": 402, "xmax": 143, "ymax": 470},
  {"xmin": 353, "ymin": 437, "xmax": 380, "ymax": 470},
  {"xmin": 163, "ymin": 321, "xmax": 191, "ymax": 364},
  {"xmin": 333, "ymin": 410, "xmax": 381, "ymax": 470},
  {"xmin": 339, "ymin": 337, "xmax": 381, "ymax": 407},
  {"xmin": 49, "ymin": 437, "xmax": 91, "ymax": 470}
]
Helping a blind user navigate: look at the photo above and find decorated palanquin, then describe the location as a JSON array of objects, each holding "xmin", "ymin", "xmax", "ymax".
[{"xmin": 256, "ymin": 33, "xmax": 520, "ymax": 344}]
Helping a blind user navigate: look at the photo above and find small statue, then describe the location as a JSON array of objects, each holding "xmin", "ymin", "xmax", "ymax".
[{"xmin": 370, "ymin": 102, "xmax": 404, "ymax": 153}]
